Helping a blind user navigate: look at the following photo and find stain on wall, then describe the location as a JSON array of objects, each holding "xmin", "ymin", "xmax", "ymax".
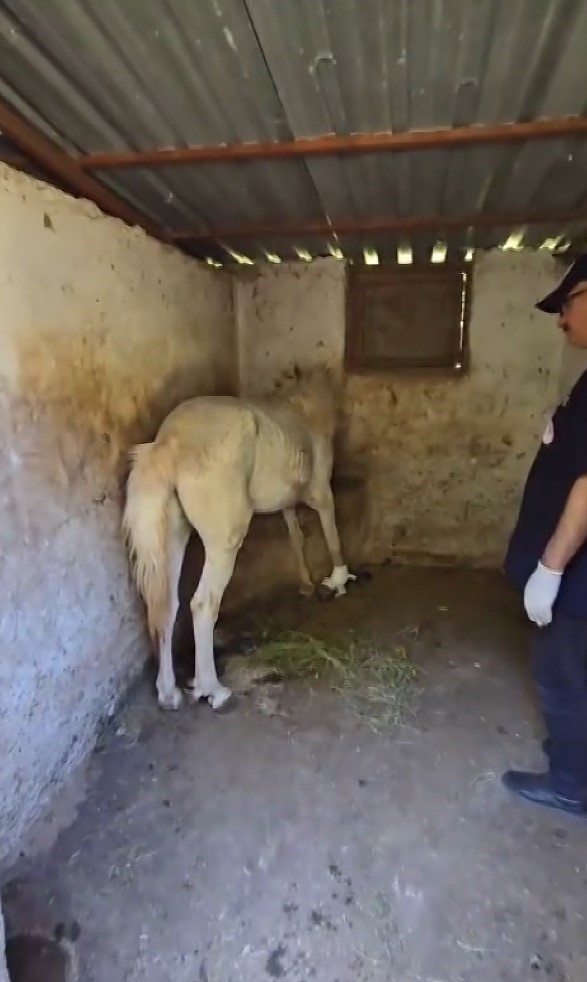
[
  {"xmin": 0, "ymin": 164, "xmax": 236, "ymax": 863},
  {"xmin": 236, "ymin": 252, "xmax": 565, "ymax": 574}
]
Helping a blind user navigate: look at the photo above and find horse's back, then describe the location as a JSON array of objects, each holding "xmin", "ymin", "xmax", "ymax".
[
  {"xmin": 156, "ymin": 393, "xmax": 314, "ymax": 513},
  {"xmin": 158, "ymin": 396, "xmax": 258, "ymax": 476}
]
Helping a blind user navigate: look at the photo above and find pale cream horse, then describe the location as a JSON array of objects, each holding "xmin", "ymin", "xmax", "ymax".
[{"xmin": 122, "ymin": 367, "xmax": 355, "ymax": 713}]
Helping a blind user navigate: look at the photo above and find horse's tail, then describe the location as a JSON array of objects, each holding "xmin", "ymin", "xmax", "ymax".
[{"xmin": 123, "ymin": 439, "xmax": 177, "ymax": 643}]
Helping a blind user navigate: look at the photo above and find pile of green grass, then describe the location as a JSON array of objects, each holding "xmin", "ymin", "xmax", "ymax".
[{"xmin": 252, "ymin": 629, "xmax": 421, "ymax": 732}]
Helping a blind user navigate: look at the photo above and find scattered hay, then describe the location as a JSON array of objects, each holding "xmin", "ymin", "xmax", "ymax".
[{"xmin": 249, "ymin": 630, "xmax": 422, "ymax": 732}]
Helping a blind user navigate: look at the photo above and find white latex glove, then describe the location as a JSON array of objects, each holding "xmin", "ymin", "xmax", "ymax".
[{"xmin": 523, "ymin": 561, "xmax": 563, "ymax": 627}]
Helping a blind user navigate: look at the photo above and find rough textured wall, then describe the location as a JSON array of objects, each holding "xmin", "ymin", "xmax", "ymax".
[
  {"xmin": 236, "ymin": 252, "xmax": 564, "ymax": 576},
  {"xmin": 0, "ymin": 164, "xmax": 235, "ymax": 864}
]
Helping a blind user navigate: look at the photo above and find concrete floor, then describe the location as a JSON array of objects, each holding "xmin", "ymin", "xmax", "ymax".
[{"xmin": 3, "ymin": 566, "xmax": 587, "ymax": 982}]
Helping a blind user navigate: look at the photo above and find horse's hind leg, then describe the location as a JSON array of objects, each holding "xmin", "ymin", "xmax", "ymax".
[
  {"xmin": 156, "ymin": 495, "xmax": 190, "ymax": 710},
  {"xmin": 191, "ymin": 560, "xmax": 230, "ymax": 708},
  {"xmin": 186, "ymin": 544, "xmax": 244, "ymax": 711},
  {"xmin": 177, "ymin": 477, "xmax": 252, "ymax": 712}
]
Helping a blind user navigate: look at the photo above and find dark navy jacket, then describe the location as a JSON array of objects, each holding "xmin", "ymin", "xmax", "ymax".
[{"xmin": 505, "ymin": 369, "xmax": 587, "ymax": 619}]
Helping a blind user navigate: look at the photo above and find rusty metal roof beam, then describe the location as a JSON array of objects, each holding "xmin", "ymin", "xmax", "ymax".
[
  {"xmin": 77, "ymin": 116, "xmax": 587, "ymax": 171},
  {"xmin": 0, "ymin": 101, "xmax": 166, "ymax": 241},
  {"xmin": 169, "ymin": 208, "xmax": 587, "ymax": 243},
  {"xmin": 0, "ymin": 150, "xmax": 30, "ymax": 169}
]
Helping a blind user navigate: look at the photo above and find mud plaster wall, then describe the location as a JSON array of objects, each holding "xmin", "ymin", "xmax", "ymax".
[
  {"xmin": 0, "ymin": 165, "xmax": 236, "ymax": 864},
  {"xmin": 232, "ymin": 252, "xmax": 566, "ymax": 589}
]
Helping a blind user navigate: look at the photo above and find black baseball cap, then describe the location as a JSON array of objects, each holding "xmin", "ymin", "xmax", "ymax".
[{"xmin": 535, "ymin": 254, "xmax": 587, "ymax": 314}]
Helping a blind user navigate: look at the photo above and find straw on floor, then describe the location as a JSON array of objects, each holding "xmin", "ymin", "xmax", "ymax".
[{"xmin": 244, "ymin": 629, "xmax": 422, "ymax": 732}]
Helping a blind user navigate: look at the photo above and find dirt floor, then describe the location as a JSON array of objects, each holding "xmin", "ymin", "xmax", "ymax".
[{"xmin": 3, "ymin": 566, "xmax": 587, "ymax": 982}]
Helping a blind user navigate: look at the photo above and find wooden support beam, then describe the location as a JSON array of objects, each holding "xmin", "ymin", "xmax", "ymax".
[
  {"xmin": 0, "ymin": 151, "xmax": 30, "ymax": 169},
  {"xmin": 169, "ymin": 208, "xmax": 587, "ymax": 244},
  {"xmin": 78, "ymin": 116, "xmax": 587, "ymax": 171},
  {"xmin": 0, "ymin": 101, "xmax": 165, "ymax": 240}
]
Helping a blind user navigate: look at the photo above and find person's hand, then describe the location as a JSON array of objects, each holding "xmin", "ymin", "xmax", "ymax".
[{"xmin": 523, "ymin": 562, "xmax": 563, "ymax": 626}]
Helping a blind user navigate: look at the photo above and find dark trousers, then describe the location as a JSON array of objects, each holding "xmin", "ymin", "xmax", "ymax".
[{"xmin": 532, "ymin": 612, "xmax": 587, "ymax": 798}]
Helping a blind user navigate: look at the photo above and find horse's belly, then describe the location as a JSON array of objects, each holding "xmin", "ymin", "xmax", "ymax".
[
  {"xmin": 248, "ymin": 448, "xmax": 311, "ymax": 514},
  {"xmin": 249, "ymin": 479, "xmax": 302, "ymax": 514}
]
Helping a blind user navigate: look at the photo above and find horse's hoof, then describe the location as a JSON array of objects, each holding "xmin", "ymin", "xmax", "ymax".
[
  {"xmin": 157, "ymin": 687, "xmax": 183, "ymax": 711},
  {"xmin": 211, "ymin": 692, "xmax": 238, "ymax": 715},
  {"xmin": 299, "ymin": 582, "xmax": 315, "ymax": 597},
  {"xmin": 321, "ymin": 566, "xmax": 356, "ymax": 597},
  {"xmin": 184, "ymin": 682, "xmax": 204, "ymax": 704},
  {"xmin": 187, "ymin": 682, "xmax": 236, "ymax": 713},
  {"xmin": 316, "ymin": 583, "xmax": 336, "ymax": 602}
]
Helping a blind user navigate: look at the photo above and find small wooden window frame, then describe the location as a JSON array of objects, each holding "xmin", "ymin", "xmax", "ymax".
[{"xmin": 344, "ymin": 261, "xmax": 472, "ymax": 377}]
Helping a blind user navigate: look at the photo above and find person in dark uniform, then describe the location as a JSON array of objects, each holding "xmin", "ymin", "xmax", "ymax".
[{"xmin": 503, "ymin": 254, "xmax": 587, "ymax": 816}]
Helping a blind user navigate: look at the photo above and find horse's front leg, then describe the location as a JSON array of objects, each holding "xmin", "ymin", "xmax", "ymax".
[
  {"xmin": 282, "ymin": 507, "xmax": 314, "ymax": 595},
  {"xmin": 309, "ymin": 487, "xmax": 355, "ymax": 597}
]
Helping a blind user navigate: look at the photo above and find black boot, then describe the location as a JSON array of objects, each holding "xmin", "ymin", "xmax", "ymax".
[{"xmin": 502, "ymin": 770, "xmax": 586, "ymax": 816}]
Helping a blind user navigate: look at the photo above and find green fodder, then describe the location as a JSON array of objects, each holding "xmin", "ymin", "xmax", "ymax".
[{"xmin": 253, "ymin": 630, "xmax": 421, "ymax": 732}]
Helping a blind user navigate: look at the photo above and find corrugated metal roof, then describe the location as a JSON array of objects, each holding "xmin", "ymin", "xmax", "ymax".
[{"xmin": 1, "ymin": 0, "xmax": 587, "ymax": 263}]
